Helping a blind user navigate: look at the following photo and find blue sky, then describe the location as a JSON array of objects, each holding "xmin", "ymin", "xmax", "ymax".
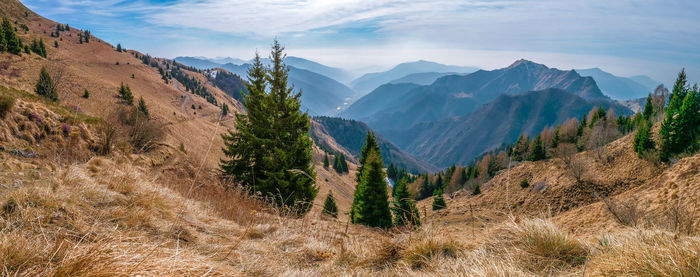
[{"xmin": 21, "ymin": 0, "xmax": 700, "ymax": 84}]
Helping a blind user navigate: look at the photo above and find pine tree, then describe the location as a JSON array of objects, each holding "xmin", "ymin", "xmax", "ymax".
[
  {"xmin": 220, "ymin": 41, "xmax": 317, "ymax": 216},
  {"xmin": 633, "ymin": 119, "xmax": 655, "ymax": 157},
  {"xmin": 35, "ymin": 67, "xmax": 57, "ymax": 101},
  {"xmin": 431, "ymin": 188, "xmax": 446, "ymax": 211},
  {"xmin": 520, "ymin": 179, "xmax": 529, "ymax": 188},
  {"xmin": 660, "ymin": 70, "xmax": 690, "ymax": 160},
  {"xmin": 82, "ymin": 89, "xmax": 89, "ymax": 99},
  {"xmin": 138, "ymin": 96, "xmax": 149, "ymax": 118},
  {"xmin": 472, "ymin": 183, "xmax": 481, "ymax": 195},
  {"xmin": 2, "ymin": 18, "xmax": 22, "ymax": 55},
  {"xmin": 529, "ymin": 135, "xmax": 546, "ymax": 161},
  {"xmin": 350, "ymin": 140, "xmax": 392, "ymax": 228},
  {"xmin": 116, "ymin": 43, "xmax": 122, "ymax": 52},
  {"xmin": 392, "ymin": 177, "xmax": 420, "ymax": 227},
  {"xmin": 643, "ymin": 94, "xmax": 654, "ymax": 120},
  {"xmin": 0, "ymin": 20, "xmax": 6, "ymax": 52},
  {"xmin": 676, "ymin": 90, "xmax": 699, "ymax": 153},
  {"xmin": 513, "ymin": 134, "xmax": 530, "ymax": 161},
  {"xmin": 54, "ymin": 41, "xmax": 58, "ymax": 48},
  {"xmin": 339, "ymin": 153, "xmax": 349, "ymax": 173},
  {"xmin": 118, "ymin": 83, "xmax": 134, "ymax": 105},
  {"xmin": 323, "ymin": 153, "xmax": 330, "ymax": 168},
  {"xmin": 322, "ymin": 191, "xmax": 338, "ymax": 218},
  {"xmin": 221, "ymin": 103, "xmax": 229, "ymax": 116},
  {"xmin": 551, "ymin": 126, "xmax": 560, "ymax": 149}
]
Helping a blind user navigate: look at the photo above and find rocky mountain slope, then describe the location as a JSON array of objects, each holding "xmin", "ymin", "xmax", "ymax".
[{"xmin": 577, "ymin": 68, "xmax": 658, "ymax": 100}]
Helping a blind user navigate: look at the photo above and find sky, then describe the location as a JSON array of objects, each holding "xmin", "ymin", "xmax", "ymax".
[{"xmin": 21, "ymin": 0, "xmax": 700, "ymax": 85}]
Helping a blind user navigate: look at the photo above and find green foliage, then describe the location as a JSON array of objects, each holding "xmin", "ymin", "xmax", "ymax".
[
  {"xmin": 221, "ymin": 103, "xmax": 229, "ymax": 116},
  {"xmin": 520, "ymin": 178, "xmax": 530, "ymax": 188},
  {"xmin": 392, "ymin": 177, "xmax": 420, "ymax": 227},
  {"xmin": 333, "ymin": 153, "xmax": 349, "ymax": 174},
  {"xmin": 633, "ymin": 119, "xmax": 655, "ymax": 158},
  {"xmin": 53, "ymin": 41, "xmax": 58, "ymax": 48},
  {"xmin": 82, "ymin": 30, "xmax": 91, "ymax": 43},
  {"xmin": 322, "ymin": 191, "xmax": 338, "ymax": 218},
  {"xmin": 513, "ymin": 134, "xmax": 530, "ymax": 161},
  {"xmin": 30, "ymin": 38, "xmax": 47, "ymax": 58},
  {"xmin": 138, "ymin": 96, "xmax": 149, "ymax": 118},
  {"xmin": 529, "ymin": 135, "xmax": 546, "ymax": 161},
  {"xmin": 118, "ymin": 83, "xmax": 134, "ymax": 105},
  {"xmin": 1, "ymin": 18, "xmax": 22, "ymax": 55},
  {"xmin": 551, "ymin": 126, "xmax": 560, "ymax": 149},
  {"xmin": 116, "ymin": 43, "xmax": 122, "ymax": 52},
  {"xmin": 659, "ymin": 70, "xmax": 698, "ymax": 160},
  {"xmin": 356, "ymin": 131, "xmax": 380, "ymax": 182},
  {"xmin": 35, "ymin": 67, "xmax": 57, "ymax": 101},
  {"xmin": 472, "ymin": 183, "xmax": 481, "ymax": 195},
  {"xmin": 323, "ymin": 154, "xmax": 329, "ymax": 168},
  {"xmin": 0, "ymin": 94, "xmax": 15, "ymax": 118},
  {"xmin": 220, "ymin": 41, "xmax": 317, "ymax": 216},
  {"xmin": 82, "ymin": 89, "xmax": 89, "ymax": 99},
  {"xmin": 431, "ymin": 188, "xmax": 446, "ymax": 211},
  {"xmin": 350, "ymin": 147, "xmax": 392, "ymax": 228},
  {"xmin": 643, "ymin": 94, "xmax": 654, "ymax": 120}
]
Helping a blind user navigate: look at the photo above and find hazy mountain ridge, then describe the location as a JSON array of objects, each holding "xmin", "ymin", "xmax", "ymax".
[
  {"xmin": 346, "ymin": 59, "xmax": 609, "ymax": 131},
  {"xmin": 175, "ymin": 57, "xmax": 354, "ymax": 115},
  {"xmin": 388, "ymin": 72, "xmax": 459, "ymax": 86},
  {"xmin": 350, "ymin": 60, "xmax": 478, "ymax": 96},
  {"xmin": 577, "ymin": 68, "xmax": 659, "ymax": 100}
]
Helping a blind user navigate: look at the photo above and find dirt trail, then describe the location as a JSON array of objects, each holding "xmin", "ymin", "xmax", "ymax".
[{"xmin": 173, "ymin": 80, "xmax": 191, "ymax": 115}]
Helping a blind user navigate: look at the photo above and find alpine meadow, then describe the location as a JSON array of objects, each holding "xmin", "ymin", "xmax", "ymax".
[{"xmin": 1, "ymin": 0, "xmax": 700, "ymax": 276}]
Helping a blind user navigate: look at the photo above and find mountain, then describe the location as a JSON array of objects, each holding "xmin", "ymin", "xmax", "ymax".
[
  {"xmin": 629, "ymin": 75, "xmax": 661, "ymax": 89},
  {"xmin": 209, "ymin": 57, "xmax": 247, "ymax": 65},
  {"xmin": 339, "ymin": 83, "xmax": 420, "ymax": 119},
  {"xmin": 175, "ymin": 57, "xmax": 354, "ymax": 115},
  {"xmin": 577, "ymin": 68, "xmax": 658, "ymax": 100},
  {"xmin": 348, "ymin": 59, "xmax": 609, "ymax": 131},
  {"xmin": 350, "ymin": 60, "xmax": 478, "ymax": 96},
  {"xmin": 285, "ymin": 56, "xmax": 354, "ymax": 84},
  {"xmin": 388, "ymin": 72, "xmax": 457, "ymax": 86},
  {"xmin": 310, "ymin": 116, "xmax": 437, "ymax": 173},
  {"xmin": 173, "ymin": 56, "xmax": 222, "ymax": 70},
  {"xmin": 385, "ymin": 88, "xmax": 631, "ymax": 168}
]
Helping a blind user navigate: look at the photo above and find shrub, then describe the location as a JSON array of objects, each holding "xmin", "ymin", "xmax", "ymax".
[
  {"xmin": 61, "ymin": 123, "xmax": 71, "ymax": 136},
  {"xmin": 514, "ymin": 218, "xmax": 588, "ymax": 268},
  {"xmin": 0, "ymin": 94, "xmax": 15, "ymax": 118},
  {"xmin": 520, "ymin": 179, "xmax": 530, "ymax": 188},
  {"xmin": 35, "ymin": 67, "xmax": 58, "ymax": 101},
  {"xmin": 472, "ymin": 183, "xmax": 481, "ymax": 195},
  {"xmin": 602, "ymin": 195, "xmax": 643, "ymax": 227},
  {"xmin": 120, "ymin": 107, "xmax": 164, "ymax": 153},
  {"xmin": 82, "ymin": 89, "xmax": 89, "ymax": 99}
]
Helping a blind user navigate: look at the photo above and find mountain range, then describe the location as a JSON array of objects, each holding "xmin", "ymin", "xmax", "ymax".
[
  {"xmin": 343, "ymin": 59, "xmax": 609, "ymax": 131},
  {"xmin": 349, "ymin": 60, "xmax": 478, "ymax": 97},
  {"xmin": 175, "ymin": 57, "xmax": 354, "ymax": 115},
  {"xmin": 577, "ymin": 68, "xmax": 659, "ymax": 100},
  {"xmin": 384, "ymin": 88, "xmax": 631, "ymax": 167}
]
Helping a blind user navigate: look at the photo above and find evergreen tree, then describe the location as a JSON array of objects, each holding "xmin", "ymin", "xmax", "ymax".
[
  {"xmin": 643, "ymin": 94, "xmax": 654, "ymax": 120},
  {"xmin": 350, "ymin": 148, "xmax": 392, "ymax": 228},
  {"xmin": 118, "ymin": 83, "xmax": 134, "ymax": 105},
  {"xmin": 2, "ymin": 18, "xmax": 22, "ymax": 55},
  {"xmin": 387, "ymin": 163, "xmax": 397, "ymax": 182},
  {"xmin": 551, "ymin": 126, "xmax": 560, "ymax": 149},
  {"xmin": 356, "ymin": 131, "xmax": 380, "ymax": 181},
  {"xmin": 660, "ymin": 70, "xmax": 691, "ymax": 160},
  {"xmin": 116, "ymin": 43, "xmax": 122, "ymax": 52},
  {"xmin": 323, "ymin": 153, "xmax": 330, "ymax": 168},
  {"xmin": 472, "ymin": 183, "xmax": 481, "ymax": 195},
  {"xmin": 435, "ymin": 174, "xmax": 444, "ymax": 190},
  {"xmin": 35, "ymin": 67, "xmax": 57, "ymax": 101},
  {"xmin": 54, "ymin": 41, "xmax": 58, "ymax": 48},
  {"xmin": 82, "ymin": 89, "xmax": 89, "ymax": 99},
  {"xmin": 431, "ymin": 188, "xmax": 446, "ymax": 211},
  {"xmin": 520, "ymin": 179, "xmax": 530, "ymax": 188},
  {"xmin": 339, "ymin": 153, "xmax": 349, "ymax": 173},
  {"xmin": 419, "ymin": 174, "xmax": 433, "ymax": 200},
  {"xmin": 321, "ymin": 191, "xmax": 338, "ymax": 218},
  {"xmin": 633, "ymin": 119, "xmax": 655, "ymax": 157},
  {"xmin": 31, "ymin": 39, "xmax": 46, "ymax": 58},
  {"xmin": 392, "ymin": 177, "xmax": 420, "ymax": 227},
  {"xmin": 0, "ymin": 20, "xmax": 5, "ymax": 52},
  {"xmin": 513, "ymin": 134, "xmax": 530, "ymax": 161},
  {"xmin": 676, "ymin": 90, "xmax": 699, "ymax": 153},
  {"xmin": 138, "ymin": 96, "xmax": 149, "ymax": 118},
  {"xmin": 529, "ymin": 135, "xmax": 546, "ymax": 161},
  {"xmin": 221, "ymin": 103, "xmax": 229, "ymax": 116},
  {"xmin": 220, "ymin": 41, "xmax": 317, "ymax": 216}
]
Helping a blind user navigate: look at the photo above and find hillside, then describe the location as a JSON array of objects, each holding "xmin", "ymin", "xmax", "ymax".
[
  {"xmin": 577, "ymin": 68, "xmax": 658, "ymax": 100},
  {"xmin": 175, "ymin": 57, "xmax": 354, "ymax": 115},
  {"xmin": 350, "ymin": 60, "xmax": 478, "ymax": 96},
  {"xmin": 388, "ymin": 72, "xmax": 457, "ymax": 86},
  {"xmin": 311, "ymin": 116, "xmax": 438, "ymax": 173},
  {"xmin": 339, "ymin": 83, "xmax": 420, "ymax": 119},
  {"xmin": 347, "ymin": 59, "xmax": 609, "ymax": 132}
]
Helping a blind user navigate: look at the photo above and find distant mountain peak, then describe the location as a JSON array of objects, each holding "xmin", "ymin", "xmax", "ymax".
[{"xmin": 506, "ymin": 59, "xmax": 544, "ymax": 70}]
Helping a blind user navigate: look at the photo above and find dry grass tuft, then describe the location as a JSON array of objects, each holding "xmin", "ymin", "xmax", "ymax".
[{"xmin": 589, "ymin": 229, "xmax": 700, "ymax": 276}]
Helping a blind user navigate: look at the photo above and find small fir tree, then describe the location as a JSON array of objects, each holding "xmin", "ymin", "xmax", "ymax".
[
  {"xmin": 529, "ymin": 135, "xmax": 546, "ymax": 161},
  {"xmin": 321, "ymin": 192, "xmax": 338, "ymax": 218},
  {"xmin": 118, "ymin": 83, "xmax": 134, "ymax": 105},
  {"xmin": 472, "ymin": 183, "xmax": 481, "ymax": 195},
  {"xmin": 431, "ymin": 188, "xmax": 446, "ymax": 211},
  {"xmin": 392, "ymin": 177, "xmax": 420, "ymax": 227},
  {"xmin": 35, "ymin": 67, "xmax": 57, "ymax": 101},
  {"xmin": 116, "ymin": 43, "xmax": 122, "ymax": 52},
  {"xmin": 82, "ymin": 89, "xmax": 89, "ymax": 99},
  {"xmin": 138, "ymin": 96, "xmax": 149, "ymax": 118},
  {"xmin": 350, "ymin": 141, "xmax": 392, "ymax": 228},
  {"xmin": 323, "ymin": 154, "xmax": 330, "ymax": 168},
  {"xmin": 633, "ymin": 119, "xmax": 655, "ymax": 157},
  {"xmin": 520, "ymin": 179, "xmax": 530, "ymax": 188}
]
